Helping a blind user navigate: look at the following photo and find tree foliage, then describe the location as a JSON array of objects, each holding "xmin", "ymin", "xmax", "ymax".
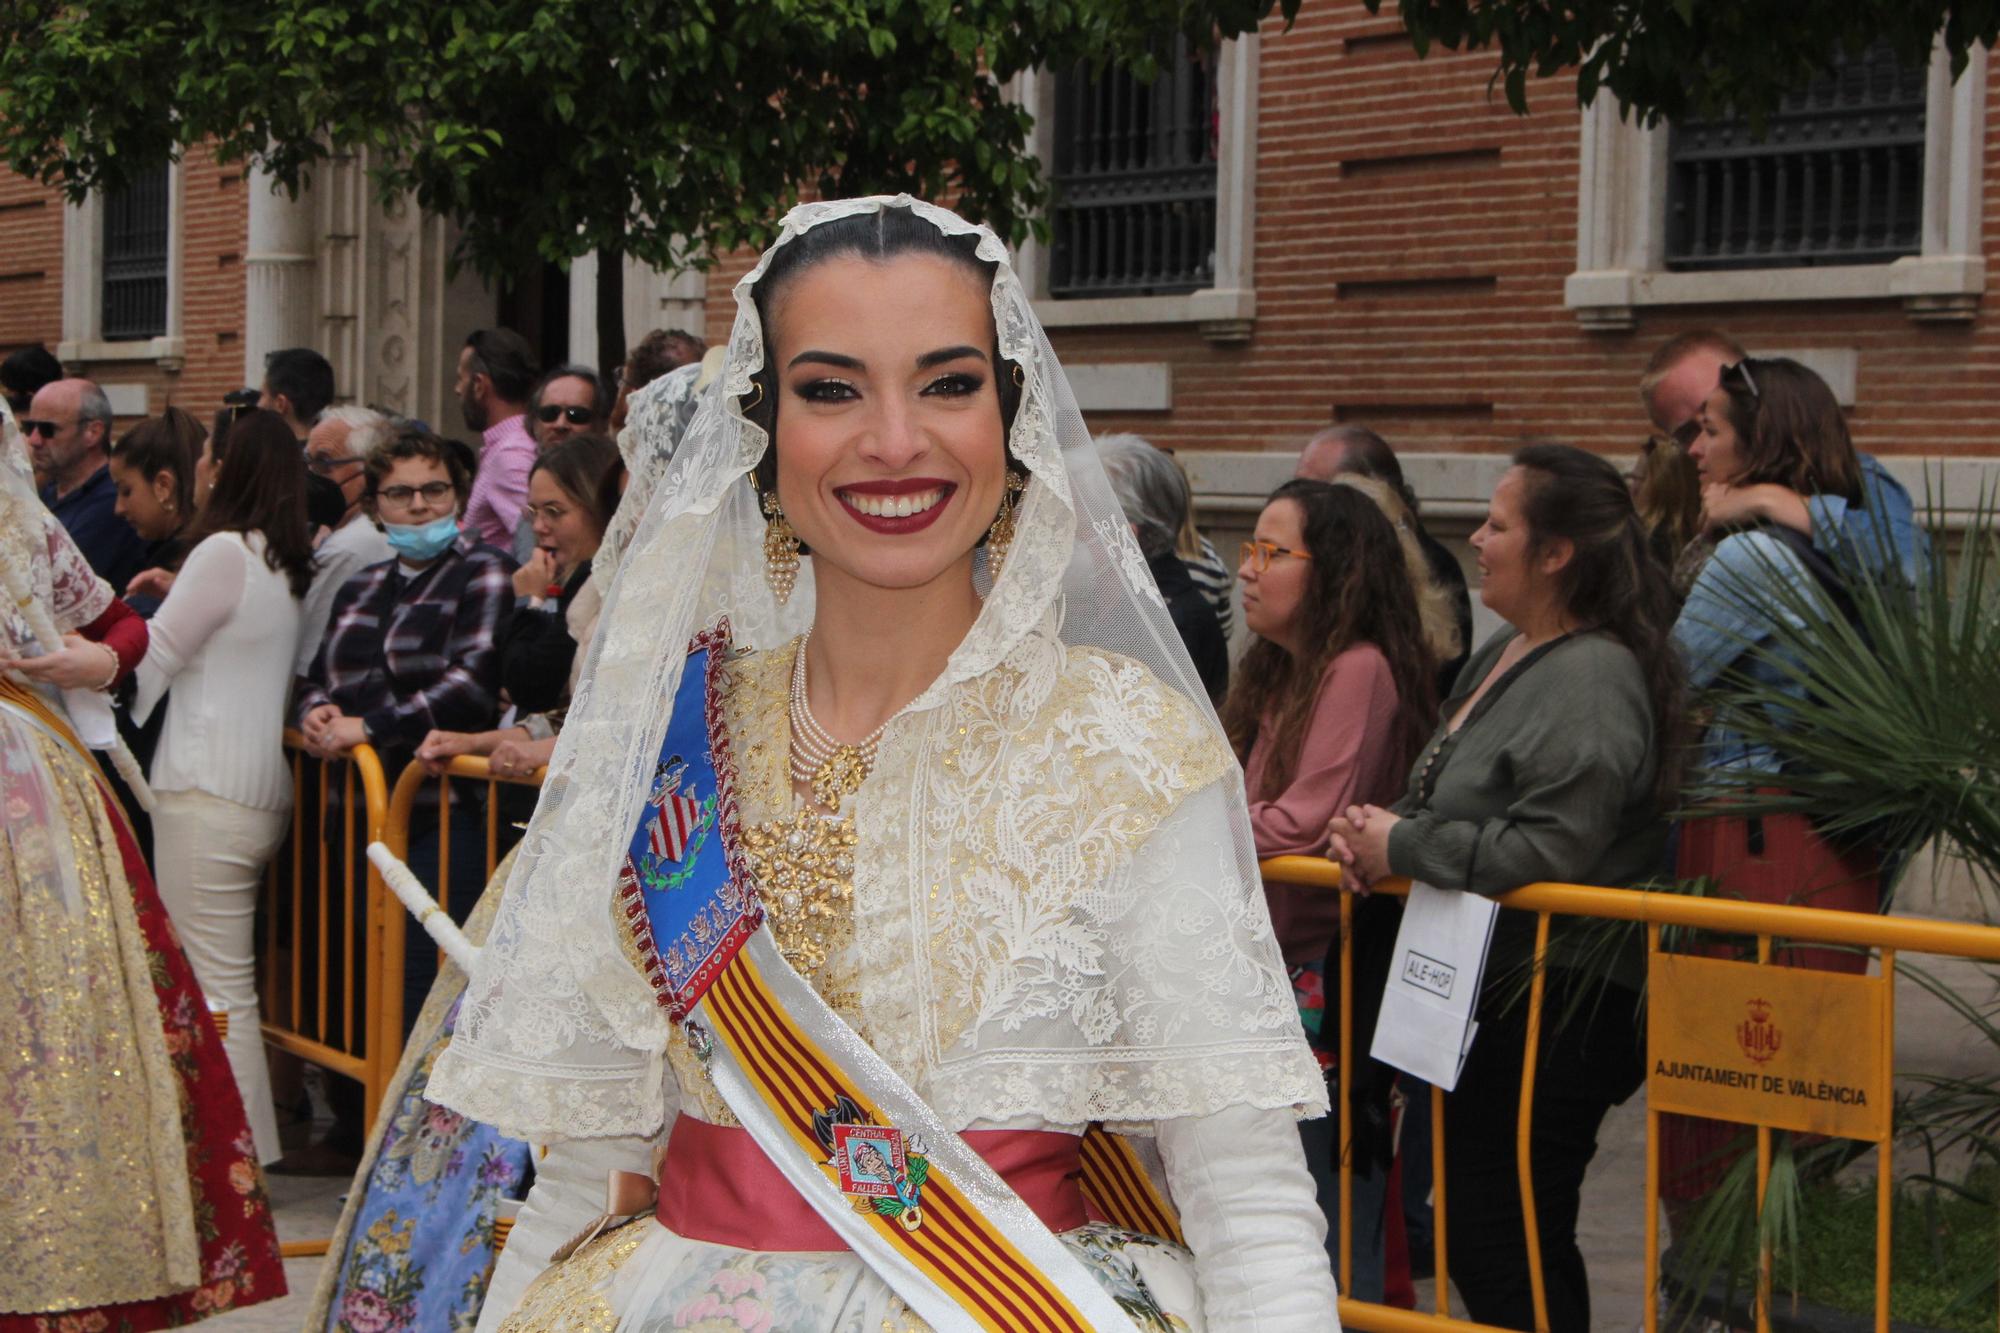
[
  {"xmin": 0, "ymin": 0, "xmax": 1296, "ymax": 279},
  {"xmin": 1379, "ymin": 0, "xmax": 1991, "ymax": 126}
]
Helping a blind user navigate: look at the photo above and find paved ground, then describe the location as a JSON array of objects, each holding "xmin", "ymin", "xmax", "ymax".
[{"xmin": 207, "ymin": 866, "xmax": 1999, "ymax": 1332}]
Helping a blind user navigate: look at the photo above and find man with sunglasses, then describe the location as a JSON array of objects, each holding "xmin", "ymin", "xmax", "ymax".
[
  {"xmin": 529, "ymin": 364, "xmax": 608, "ymax": 448},
  {"xmin": 24, "ymin": 377, "xmax": 151, "ymax": 593},
  {"xmin": 454, "ymin": 327, "xmax": 541, "ymax": 549},
  {"xmin": 510, "ymin": 364, "xmax": 611, "ymax": 559},
  {"xmin": 1641, "ymin": 329, "xmax": 1921, "ymax": 584}
]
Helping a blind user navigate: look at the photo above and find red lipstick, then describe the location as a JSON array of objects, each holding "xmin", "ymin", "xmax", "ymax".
[{"xmin": 834, "ymin": 478, "xmax": 957, "ymax": 535}]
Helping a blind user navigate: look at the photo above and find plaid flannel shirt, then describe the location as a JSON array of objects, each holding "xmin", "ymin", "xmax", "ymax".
[{"xmin": 295, "ymin": 535, "xmax": 516, "ymax": 758}]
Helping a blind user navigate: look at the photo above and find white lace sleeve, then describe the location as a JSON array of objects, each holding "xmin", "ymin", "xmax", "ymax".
[
  {"xmin": 1158, "ymin": 1105, "xmax": 1342, "ymax": 1330},
  {"xmin": 44, "ymin": 514, "xmax": 114, "ymax": 634}
]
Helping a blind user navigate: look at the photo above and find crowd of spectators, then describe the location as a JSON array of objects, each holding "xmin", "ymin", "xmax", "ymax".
[{"xmin": 7, "ymin": 317, "xmax": 1923, "ymax": 1326}]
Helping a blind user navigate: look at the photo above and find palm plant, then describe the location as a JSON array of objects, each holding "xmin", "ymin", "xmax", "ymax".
[
  {"xmin": 1689, "ymin": 489, "xmax": 2000, "ymax": 905},
  {"xmin": 1663, "ymin": 486, "xmax": 2000, "ymax": 1324}
]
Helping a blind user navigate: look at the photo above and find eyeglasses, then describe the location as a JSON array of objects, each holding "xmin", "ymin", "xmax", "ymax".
[
  {"xmin": 1721, "ymin": 359, "xmax": 1760, "ymax": 399},
  {"xmin": 523, "ymin": 501, "xmax": 571, "ymax": 523},
  {"xmin": 536, "ymin": 405, "xmax": 594, "ymax": 426},
  {"xmin": 1240, "ymin": 539, "xmax": 1313, "ymax": 574},
  {"xmin": 376, "ymin": 481, "xmax": 456, "ymax": 505},
  {"xmin": 306, "ymin": 452, "xmax": 365, "ymax": 475},
  {"xmin": 18, "ymin": 419, "xmax": 65, "ymax": 438}
]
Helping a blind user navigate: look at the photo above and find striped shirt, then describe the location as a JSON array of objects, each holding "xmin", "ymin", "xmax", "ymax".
[
  {"xmin": 462, "ymin": 412, "xmax": 537, "ymax": 548},
  {"xmin": 1184, "ymin": 535, "xmax": 1236, "ymax": 640}
]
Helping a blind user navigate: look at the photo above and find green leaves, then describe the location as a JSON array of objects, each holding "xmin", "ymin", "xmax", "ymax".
[
  {"xmin": 0, "ymin": 0, "xmax": 1281, "ymax": 278},
  {"xmin": 1374, "ymin": 0, "xmax": 1978, "ymax": 128}
]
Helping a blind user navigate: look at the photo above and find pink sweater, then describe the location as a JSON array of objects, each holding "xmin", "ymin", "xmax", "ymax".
[{"xmin": 1243, "ymin": 642, "xmax": 1409, "ymax": 967}]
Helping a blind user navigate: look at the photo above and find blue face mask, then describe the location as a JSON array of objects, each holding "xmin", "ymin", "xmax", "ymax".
[{"xmin": 383, "ymin": 514, "xmax": 462, "ymax": 561}]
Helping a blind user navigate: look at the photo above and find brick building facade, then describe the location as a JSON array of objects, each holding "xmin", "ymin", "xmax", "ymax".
[{"xmin": 5, "ymin": 1, "xmax": 1998, "ymax": 556}]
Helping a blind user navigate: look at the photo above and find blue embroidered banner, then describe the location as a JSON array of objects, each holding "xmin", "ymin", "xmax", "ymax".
[{"xmin": 619, "ymin": 623, "xmax": 759, "ymax": 1020}]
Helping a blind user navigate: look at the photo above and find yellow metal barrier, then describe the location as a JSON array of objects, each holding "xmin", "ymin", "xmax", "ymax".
[
  {"xmin": 263, "ymin": 731, "xmax": 393, "ymax": 1129},
  {"xmin": 379, "ymin": 753, "xmax": 547, "ymax": 1075},
  {"xmin": 1258, "ymin": 854, "xmax": 2000, "ymax": 1333}
]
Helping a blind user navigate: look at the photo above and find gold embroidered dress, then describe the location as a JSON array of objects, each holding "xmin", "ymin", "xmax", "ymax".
[
  {"xmin": 430, "ymin": 198, "xmax": 1340, "ymax": 1333},
  {"xmin": 500, "ymin": 638, "xmax": 1227, "ymax": 1331},
  {"xmin": 0, "ymin": 403, "xmax": 284, "ymax": 1326}
]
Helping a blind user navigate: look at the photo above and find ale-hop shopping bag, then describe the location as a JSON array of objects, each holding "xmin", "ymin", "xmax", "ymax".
[{"xmin": 1370, "ymin": 882, "xmax": 1500, "ymax": 1091}]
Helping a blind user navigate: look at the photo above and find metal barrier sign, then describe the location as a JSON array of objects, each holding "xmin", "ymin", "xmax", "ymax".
[{"xmin": 1647, "ymin": 952, "xmax": 1890, "ymax": 1141}]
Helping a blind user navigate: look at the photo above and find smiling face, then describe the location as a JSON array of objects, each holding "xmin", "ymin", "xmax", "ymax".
[
  {"xmin": 1238, "ymin": 497, "xmax": 1311, "ymax": 653},
  {"xmin": 1689, "ymin": 385, "xmax": 1747, "ymax": 487},
  {"xmin": 527, "ymin": 466, "xmax": 601, "ymax": 569},
  {"xmin": 109, "ymin": 454, "xmax": 181, "ymax": 540},
  {"xmin": 765, "ymin": 252, "xmax": 1007, "ymax": 597}
]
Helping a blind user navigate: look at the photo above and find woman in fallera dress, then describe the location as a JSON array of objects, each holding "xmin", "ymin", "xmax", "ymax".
[
  {"xmin": 0, "ymin": 402, "xmax": 284, "ymax": 1330},
  {"xmin": 429, "ymin": 198, "xmax": 1341, "ymax": 1332}
]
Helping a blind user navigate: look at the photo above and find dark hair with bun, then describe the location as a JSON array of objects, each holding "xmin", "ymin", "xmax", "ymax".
[
  {"xmin": 110, "ymin": 406, "xmax": 206, "ymax": 519},
  {"xmin": 1511, "ymin": 442, "xmax": 1685, "ymax": 801},
  {"xmin": 742, "ymin": 206, "xmax": 1025, "ymax": 516}
]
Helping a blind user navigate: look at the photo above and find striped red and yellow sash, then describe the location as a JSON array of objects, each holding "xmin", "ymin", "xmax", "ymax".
[{"xmin": 705, "ymin": 950, "xmax": 1099, "ymax": 1333}]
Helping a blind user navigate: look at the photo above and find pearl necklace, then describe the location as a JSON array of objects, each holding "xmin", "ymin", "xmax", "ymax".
[{"xmin": 787, "ymin": 631, "xmax": 887, "ymax": 812}]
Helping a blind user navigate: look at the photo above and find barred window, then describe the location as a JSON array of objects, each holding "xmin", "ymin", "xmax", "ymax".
[
  {"xmin": 101, "ymin": 163, "xmax": 170, "ymax": 340},
  {"xmin": 1049, "ymin": 37, "xmax": 1218, "ymax": 298},
  {"xmin": 1666, "ymin": 45, "xmax": 1928, "ymax": 271}
]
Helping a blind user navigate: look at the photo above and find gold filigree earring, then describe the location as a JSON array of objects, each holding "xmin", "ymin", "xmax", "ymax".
[
  {"xmin": 763, "ymin": 490, "xmax": 801, "ymax": 603},
  {"xmin": 985, "ymin": 472, "xmax": 1028, "ymax": 575}
]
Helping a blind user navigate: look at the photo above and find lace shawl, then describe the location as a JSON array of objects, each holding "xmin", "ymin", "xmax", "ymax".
[
  {"xmin": 429, "ymin": 197, "xmax": 1326, "ymax": 1142},
  {"xmin": 0, "ymin": 401, "xmax": 114, "ymax": 654}
]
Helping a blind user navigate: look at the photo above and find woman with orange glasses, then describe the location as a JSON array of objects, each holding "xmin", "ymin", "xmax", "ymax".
[{"xmin": 1220, "ymin": 476, "xmax": 1444, "ymax": 1302}]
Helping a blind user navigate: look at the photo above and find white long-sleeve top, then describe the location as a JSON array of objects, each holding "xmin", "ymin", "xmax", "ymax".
[{"xmin": 133, "ymin": 531, "xmax": 302, "ymax": 812}]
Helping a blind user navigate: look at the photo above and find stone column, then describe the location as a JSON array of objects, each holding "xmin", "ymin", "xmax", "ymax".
[{"xmin": 243, "ymin": 168, "xmax": 320, "ymax": 386}]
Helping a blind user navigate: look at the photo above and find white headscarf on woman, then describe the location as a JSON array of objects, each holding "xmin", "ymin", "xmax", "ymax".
[{"xmin": 432, "ymin": 198, "xmax": 1322, "ymax": 1142}]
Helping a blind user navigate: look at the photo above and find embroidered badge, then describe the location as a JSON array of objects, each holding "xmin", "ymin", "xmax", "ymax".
[{"xmin": 813, "ymin": 1095, "xmax": 930, "ymax": 1231}]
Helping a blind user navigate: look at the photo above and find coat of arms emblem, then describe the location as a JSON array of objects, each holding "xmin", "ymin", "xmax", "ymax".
[
  {"xmin": 647, "ymin": 755, "xmax": 706, "ymax": 863},
  {"xmin": 1737, "ymin": 996, "xmax": 1782, "ymax": 1065}
]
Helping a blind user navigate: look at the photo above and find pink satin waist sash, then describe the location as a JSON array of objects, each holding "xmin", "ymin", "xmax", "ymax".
[{"xmin": 655, "ymin": 1115, "xmax": 1094, "ymax": 1252}]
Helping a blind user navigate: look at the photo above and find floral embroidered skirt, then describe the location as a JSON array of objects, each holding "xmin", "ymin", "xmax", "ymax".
[
  {"xmin": 0, "ymin": 698, "xmax": 284, "ymax": 1327},
  {"xmin": 500, "ymin": 1218, "xmax": 1203, "ymax": 1333},
  {"xmin": 309, "ymin": 849, "xmax": 533, "ymax": 1333}
]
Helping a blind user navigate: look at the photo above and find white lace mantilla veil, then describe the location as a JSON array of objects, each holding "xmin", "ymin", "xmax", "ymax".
[
  {"xmin": 429, "ymin": 196, "xmax": 1326, "ymax": 1143},
  {"xmin": 0, "ymin": 398, "xmax": 114, "ymax": 655}
]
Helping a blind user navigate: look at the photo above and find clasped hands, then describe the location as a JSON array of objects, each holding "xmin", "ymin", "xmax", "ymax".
[
  {"xmin": 1325, "ymin": 803, "xmax": 1401, "ymax": 892},
  {"xmin": 299, "ymin": 703, "xmax": 368, "ymax": 759}
]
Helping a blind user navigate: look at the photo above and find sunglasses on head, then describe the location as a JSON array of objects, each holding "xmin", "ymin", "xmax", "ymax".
[
  {"xmin": 1720, "ymin": 358, "xmax": 1761, "ymax": 400},
  {"xmin": 536, "ymin": 405, "xmax": 593, "ymax": 426}
]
